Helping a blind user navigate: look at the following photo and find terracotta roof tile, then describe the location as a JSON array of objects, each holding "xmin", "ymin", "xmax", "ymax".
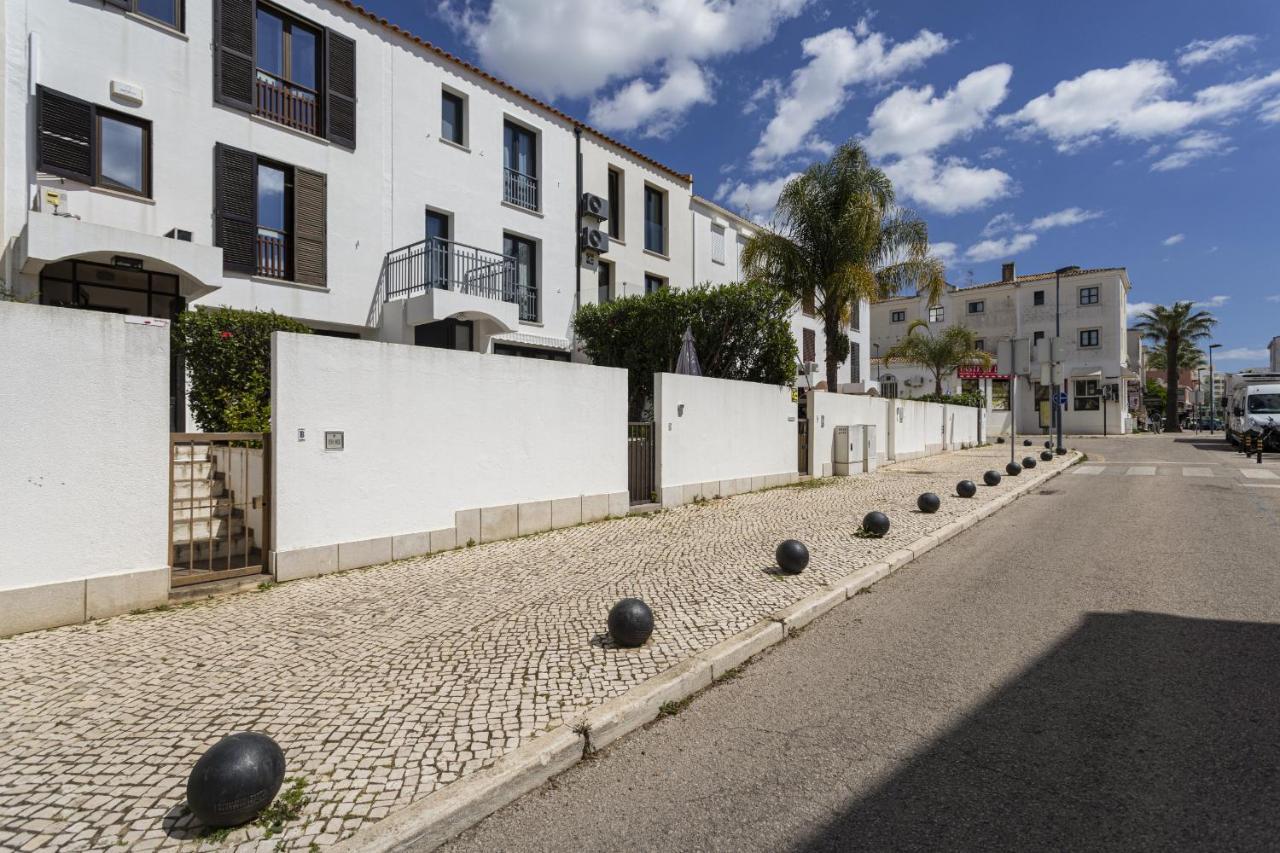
[{"xmin": 334, "ymin": 1, "xmax": 694, "ymax": 185}]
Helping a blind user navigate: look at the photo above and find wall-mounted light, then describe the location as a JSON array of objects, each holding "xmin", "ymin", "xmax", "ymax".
[{"xmin": 677, "ymin": 403, "xmax": 685, "ymax": 417}]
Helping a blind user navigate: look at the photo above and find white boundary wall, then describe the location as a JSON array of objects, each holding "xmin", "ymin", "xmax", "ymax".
[
  {"xmin": 943, "ymin": 404, "xmax": 982, "ymax": 449},
  {"xmin": 271, "ymin": 335, "xmax": 629, "ymax": 580},
  {"xmin": 809, "ymin": 391, "xmax": 889, "ymax": 477},
  {"xmin": 655, "ymin": 373, "xmax": 797, "ymax": 506},
  {"xmin": 0, "ymin": 302, "xmax": 170, "ymax": 636}
]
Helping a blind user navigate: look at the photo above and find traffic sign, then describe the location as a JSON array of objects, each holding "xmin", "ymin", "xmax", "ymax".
[{"xmin": 1053, "ymin": 391, "xmax": 1068, "ymax": 406}]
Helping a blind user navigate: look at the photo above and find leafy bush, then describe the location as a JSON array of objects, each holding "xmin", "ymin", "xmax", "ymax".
[
  {"xmin": 574, "ymin": 281, "xmax": 798, "ymax": 418},
  {"xmin": 915, "ymin": 391, "xmax": 986, "ymax": 408},
  {"xmin": 173, "ymin": 306, "xmax": 311, "ymax": 432}
]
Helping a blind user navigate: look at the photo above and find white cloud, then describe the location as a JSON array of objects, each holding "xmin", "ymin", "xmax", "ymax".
[
  {"xmin": 1214, "ymin": 347, "xmax": 1269, "ymax": 362},
  {"xmin": 981, "ymin": 212, "xmax": 1017, "ymax": 236},
  {"xmin": 981, "ymin": 146, "xmax": 1005, "ymax": 160},
  {"xmin": 1259, "ymin": 96, "xmax": 1280, "ymax": 123},
  {"xmin": 882, "ymin": 155, "xmax": 1013, "ymax": 214},
  {"xmin": 713, "ymin": 171, "xmax": 801, "ymax": 221},
  {"xmin": 1193, "ymin": 294, "xmax": 1231, "ymax": 308},
  {"xmin": 963, "ymin": 232, "xmax": 1038, "ymax": 262},
  {"xmin": 1163, "ymin": 233, "xmax": 1185, "ymax": 245},
  {"xmin": 446, "ymin": 0, "xmax": 809, "ymax": 134},
  {"xmin": 1150, "ymin": 130, "xmax": 1237, "ymax": 171},
  {"xmin": 1266, "ymin": 294, "xmax": 1280, "ymax": 303},
  {"xmin": 998, "ymin": 60, "xmax": 1280, "ymax": 150},
  {"xmin": 864, "ymin": 64, "xmax": 1012, "ymax": 158},
  {"xmin": 929, "ymin": 241, "xmax": 958, "ymax": 264},
  {"xmin": 1027, "ymin": 207, "xmax": 1104, "ymax": 231},
  {"xmin": 1177, "ymin": 35, "xmax": 1259, "ymax": 69},
  {"xmin": 743, "ymin": 77, "xmax": 783, "ymax": 114},
  {"xmin": 1127, "ymin": 300, "xmax": 1158, "ymax": 319},
  {"xmin": 588, "ymin": 61, "xmax": 713, "ymax": 137},
  {"xmin": 749, "ymin": 23, "xmax": 951, "ymax": 169}
]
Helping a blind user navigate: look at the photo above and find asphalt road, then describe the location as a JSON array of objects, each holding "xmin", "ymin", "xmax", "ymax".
[{"xmin": 439, "ymin": 433, "xmax": 1280, "ymax": 853}]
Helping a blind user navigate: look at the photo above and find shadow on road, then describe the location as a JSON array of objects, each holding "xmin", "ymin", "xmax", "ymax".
[
  {"xmin": 792, "ymin": 611, "xmax": 1280, "ymax": 852},
  {"xmin": 1172, "ymin": 436, "xmax": 1239, "ymax": 454}
]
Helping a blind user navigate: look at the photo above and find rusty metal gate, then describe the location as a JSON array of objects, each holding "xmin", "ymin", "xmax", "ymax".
[
  {"xmin": 169, "ymin": 433, "xmax": 271, "ymax": 587},
  {"xmin": 627, "ymin": 422, "xmax": 656, "ymax": 504},
  {"xmin": 797, "ymin": 417, "xmax": 809, "ymax": 474}
]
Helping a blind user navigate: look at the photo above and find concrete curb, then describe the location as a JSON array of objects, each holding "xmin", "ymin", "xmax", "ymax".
[{"xmin": 336, "ymin": 452, "xmax": 1081, "ymax": 852}]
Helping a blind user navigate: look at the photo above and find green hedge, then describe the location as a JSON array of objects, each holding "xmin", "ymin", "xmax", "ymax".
[
  {"xmin": 173, "ymin": 306, "xmax": 311, "ymax": 432},
  {"xmin": 914, "ymin": 391, "xmax": 986, "ymax": 408},
  {"xmin": 573, "ymin": 281, "xmax": 797, "ymax": 418}
]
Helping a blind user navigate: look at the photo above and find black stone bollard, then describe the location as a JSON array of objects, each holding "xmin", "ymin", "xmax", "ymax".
[
  {"xmin": 1023, "ymin": 439, "xmax": 1032, "ymax": 446},
  {"xmin": 917, "ymin": 492, "xmax": 941, "ymax": 513},
  {"xmin": 995, "ymin": 436, "xmax": 1005, "ymax": 444},
  {"xmin": 608, "ymin": 598, "xmax": 654, "ymax": 647},
  {"xmin": 775, "ymin": 539, "xmax": 810, "ymax": 574},
  {"xmin": 1022, "ymin": 456, "xmax": 1037, "ymax": 469},
  {"xmin": 956, "ymin": 479, "xmax": 977, "ymax": 498},
  {"xmin": 1056, "ymin": 447, "xmax": 1067, "ymax": 455},
  {"xmin": 1041, "ymin": 450, "xmax": 1054, "ymax": 461},
  {"xmin": 186, "ymin": 732, "xmax": 286, "ymax": 828},
  {"xmin": 1044, "ymin": 440, "xmax": 1052, "ymax": 449},
  {"xmin": 1006, "ymin": 462, "xmax": 1022, "ymax": 476},
  {"xmin": 983, "ymin": 470, "xmax": 1002, "ymax": 486},
  {"xmin": 861, "ymin": 511, "xmax": 891, "ymax": 537}
]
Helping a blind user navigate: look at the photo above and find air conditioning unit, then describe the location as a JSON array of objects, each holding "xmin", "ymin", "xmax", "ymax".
[
  {"xmin": 580, "ymin": 226, "xmax": 609, "ymax": 254},
  {"xmin": 580, "ymin": 192, "xmax": 609, "ymax": 220}
]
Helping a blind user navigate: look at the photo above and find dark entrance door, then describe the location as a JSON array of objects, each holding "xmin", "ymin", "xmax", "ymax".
[
  {"xmin": 415, "ymin": 318, "xmax": 474, "ymax": 351},
  {"xmin": 38, "ymin": 259, "xmax": 186, "ymax": 430}
]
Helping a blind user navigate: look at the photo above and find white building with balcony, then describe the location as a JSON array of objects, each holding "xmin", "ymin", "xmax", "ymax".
[
  {"xmin": 870, "ymin": 263, "xmax": 1135, "ymax": 435},
  {"xmin": 1, "ymin": 0, "xmax": 695, "ymax": 426}
]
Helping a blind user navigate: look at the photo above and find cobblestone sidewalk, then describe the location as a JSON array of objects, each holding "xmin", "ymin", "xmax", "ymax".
[{"xmin": 0, "ymin": 445, "xmax": 1064, "ymax": 851}]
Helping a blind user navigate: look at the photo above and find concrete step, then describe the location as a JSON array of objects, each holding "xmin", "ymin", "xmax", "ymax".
[
  {"xmin": 171, "ymin": 496, "xmax": 233, "ymax": 519},
  {"xmin": 169, "ymin": 570, "xmax": 270, "ymax": 603},
  {"xmin": 172, "ymin": 460, "xmax": 215, "ymax": 480},
  {"xmin": 174, "ymin": 532, "xmax": 257, "ymax": 564},
  {"xmin": 172, "ymin": 514, "xmax": 245, "ymax": 544},
  {"xmin": 173, "ymin": 476, "xmax": 225, "ymax": 500}
]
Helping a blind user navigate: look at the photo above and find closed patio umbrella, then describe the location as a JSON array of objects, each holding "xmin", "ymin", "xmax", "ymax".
[{"xmin": 674, "ymin": 326, "xmax": 702, "ymax": 376}]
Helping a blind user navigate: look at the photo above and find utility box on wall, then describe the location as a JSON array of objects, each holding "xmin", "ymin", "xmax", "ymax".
[{"xmin": 834, "ymin": 425, "xmax": 876, "ymax": 475}]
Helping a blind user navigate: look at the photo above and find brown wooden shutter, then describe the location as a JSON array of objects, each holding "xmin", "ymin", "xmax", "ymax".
[
  {"xmin": 803, "ymin": 329, "xmax": 816, "ymax": 363},
  {"xmin": 214, "ymin": 0, "xmax": 255, "ymax": 113},
  {"xmin": 214, "ymin": 143, "xmax": 257, "ymax": 274},
  {"xmin": 293, "ymin": 168, "xmax": 327, "ymax": 286},
  {"xmin": 325, "ymin": 30, "xmax": 356, "ymax": 148},
  {"xmin": 37, "ymin": 87, "xmax": 93, "ymax": 184}
]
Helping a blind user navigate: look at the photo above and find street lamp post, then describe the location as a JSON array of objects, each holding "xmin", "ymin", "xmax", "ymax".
[
  {"xmin": 1209, "ymin": 343, "xmax": 1222, "ymax": 433},
  {"xmin": 1053, "ymin": 265, "xmax": 1081, "ymax": 454}
]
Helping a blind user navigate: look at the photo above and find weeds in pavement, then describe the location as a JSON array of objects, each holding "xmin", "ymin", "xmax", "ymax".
[
  {"xmin": 256, "ymin": 777, "xmax": 310, "ymax": 839},
  {"xmin": 658, "ymin": 697, "xmax": 694, "ymax": 718}
]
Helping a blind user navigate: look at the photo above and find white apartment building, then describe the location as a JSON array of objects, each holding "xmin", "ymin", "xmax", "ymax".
[
  {"xmin": 687, "ymin": 195, "xmax": 872, "ymax": 393},
  {"xmin": 870, "ymin": 263, "xmax": 1136, "ymax": 435},
  {"xmin": 1, "ymin": 0, "xmax": 694, "ymax": 426}
]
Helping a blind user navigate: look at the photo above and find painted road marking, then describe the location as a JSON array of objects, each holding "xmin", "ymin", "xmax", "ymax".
[
  {"xmin": 1240, "ymin": 469, "xmax": 1279, "ymax": 480},
  {"xmin": 1126, "ymin": 466, "xmax": 1157, "ymax": 476},
  {"xmin": 1242, "ymin": 484, "xmax": 1280, "ymax": 489},
  {"xmin": 1073, "ymin": 467, "xmax": 1105, "ymax": 475},
  {"xmin": 1182, "ymin": 468, "xmax": 1214, "ymax": 477}
]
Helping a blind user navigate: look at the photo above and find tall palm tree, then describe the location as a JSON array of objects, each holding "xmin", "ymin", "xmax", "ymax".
[
  {"xmin": 882, "ymin": 321, "xmax": 991, "ymax": 396},
  {"xmin": 1133, "ymin": 301, "xmax": 1216, "ymax": 432},
  {"xmin": 1147, "ymin": 341, "xmax": 1205, "ymax": 372},
  {"xmin": 741, "ymin": 142, "xmax": 946, "ymax": 391}
]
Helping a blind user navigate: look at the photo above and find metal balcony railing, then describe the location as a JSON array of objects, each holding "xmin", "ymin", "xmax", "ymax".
[
  {"xmin": 383, "ymin": 237, "xmax": 538, "ymax": 322},
  {"xmin": 255, "ymin": 70, "xmax": 319, "ymax": 136},
  {"xmin": 257, "ymin": 227, "xmax": 288, "ymax": 279},
  {"xmin": 503, "ymin": 168, "xmax": 539, "ymax": 211}
]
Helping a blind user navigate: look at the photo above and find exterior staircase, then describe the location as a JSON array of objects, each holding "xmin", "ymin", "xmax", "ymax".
[{"xmin": 170, "ymin": 442, "xmax": 261, "ymax": 575}]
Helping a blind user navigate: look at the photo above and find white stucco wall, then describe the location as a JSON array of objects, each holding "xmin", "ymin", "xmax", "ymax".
[
  {"xmin": 271, "ymin": 333, "xmax": 628, "ymax": 551},
  {"xmin": 943, "ymin": 404, "xmax": 981, "ymax": 448},
  {"xmin": 808, "ymin": 391, "xmax": 889, "ymax": 476},
  {"xmin": 0, "ymin": 302, "xmax": 169, "ymax": 591},
  {"xmin": 654, "ymin": 373, "xmax": 796, "ymax": 501}
]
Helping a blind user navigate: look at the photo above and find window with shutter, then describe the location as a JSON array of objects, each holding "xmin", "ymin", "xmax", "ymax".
[
  {"xmin": 326, "ymin": 30, "xmax": 357, "ymax": 148},
  {"xmin": 293, "ymin": 168, "xmax": 327, "ymax": 286},
  {"xmin": 710, "ymin": 225, "xmax": 725, "ymax": 265},
  {"xmin": 851, "ymin": 341, "xmax": 861, "ymax": 382},
  {"xmin": 214, "ymin": 143, "xmax": 257, "ymax": 274},
  {"xmin": 37, "ymin": 88, "xmax": 93, "ymax": 184},
  {"xmin": 802, "ymin": 329, "xmax": 815, "ymax": 363},
  {"xmin": 214, "ymin": 0, "xmax": 255, "ymax": 112}
]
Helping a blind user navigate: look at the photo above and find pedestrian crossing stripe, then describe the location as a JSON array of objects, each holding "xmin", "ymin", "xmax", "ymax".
[
  {"xmin": 1126, "ymin": 466, "xmax": 1157, "ymax": 476},
  {"xmin": 1240, "ymin": 469, "xmax": 1279, "ymax": 480}
]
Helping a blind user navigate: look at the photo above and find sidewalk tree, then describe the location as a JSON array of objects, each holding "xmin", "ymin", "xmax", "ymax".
[
  {"xmin": 173, "ymin": 306, "xmax": 311, "ymax": 432},
  {"xmin": 573, "ymin": 281, "xmax": 796, "ymax": 419},
  {"xmin": 741, "ymin": 141, "xmax": 945, "ymax": 391},
  {"xmin": 882, "ymin": 320, "xmax": 990, "ymax": 397},
  {"xmin": 1133, "ymin": 301, "xmax": 1216, "ymax": 433}
]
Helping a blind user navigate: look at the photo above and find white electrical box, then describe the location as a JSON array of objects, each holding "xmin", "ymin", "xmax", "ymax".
[
  {"xmin": 863, "ymin": 425, "xmax": 877, "ymax": 474},
  {"xmin": 834, "ymin": 425, "xmax": 876, "ymax": 475}
]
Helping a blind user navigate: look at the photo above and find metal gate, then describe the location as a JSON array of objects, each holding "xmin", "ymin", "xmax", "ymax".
[
  {"xmin": 627, "ymin": 422, "xmax": 656, "ymax": 504},
  {"xmin": 797, "ymin": 418, "xmax": 809, "ymax": 474},
  {"xmin": 169, "ymin": 433, "xmax": 271, "ymax": 587}
]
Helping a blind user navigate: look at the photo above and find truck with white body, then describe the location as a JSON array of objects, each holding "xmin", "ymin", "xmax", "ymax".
[{"xmin": 1224, "ymin": 371, "xmax": 1280, "ymax": 449}]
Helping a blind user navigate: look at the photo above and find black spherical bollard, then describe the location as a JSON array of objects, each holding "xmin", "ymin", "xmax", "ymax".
[
  {"xmin": 186, "ymin": 732, "xmax": 286, "ymax": 828},
  {"xmin": 608, "ymin": 598, "xmax": 654, "ymax": 647},
  {"xmin": 1022, "ymin": 456, "xmax": 1037, "ymax": 469},
  {"xmin": 956, "ymin": 479, "xmax": 977, "ymax": 498},
  {"xmin": 775, "ymin": 539, "xmax": 810, "ymax": 574},
  {"xmin": 861, "ymin": 511, "xmax": 891, "ymax": 537},
  {"xmin": 1041, "ymin": 450, "xmax": 1054, "ymax": 461},
  {"xmin": 917, "ymin": 492, "xmax": 941, "ymax": 513},
  {"xmin": 1055, "ymin": 446, "xmax": 1067, "ymax": 455},
  {"xmin": 995, "ymin": 436, "xmax": 1005, "ymax": 444},
  {"xmin": 983, "ymin": 469, "xmax": 1002, "ymax": 487},
  {"xmin": 1023, "ymin": 439, "xmax": 1032, "ymax": 446},
  {"xmin": 1006, "ymin": 462, "xmax": 1022, "ymax": 476},
  {"xmin": 1044, "ymin": 440, "xmax": 1052, "ymax": 449}
]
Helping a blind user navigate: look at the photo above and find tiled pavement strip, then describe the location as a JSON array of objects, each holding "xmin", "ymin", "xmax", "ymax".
[{"xmin": 0, "ymin": 445, "xmax": 1069, "ymax": 852}]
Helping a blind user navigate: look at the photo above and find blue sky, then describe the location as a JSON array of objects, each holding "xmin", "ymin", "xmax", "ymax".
[{"xmin": 361, "ymin": 0, "xmax": 1280, "ymax": 367}]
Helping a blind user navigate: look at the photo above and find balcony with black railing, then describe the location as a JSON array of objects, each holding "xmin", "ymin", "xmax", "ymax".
[
  {"xmin": 383, "ymin": 237, "xmax": 537, "ymax": 323},
  {"xmin": 503, "ymin": 168, "xmax": 539, "ymax": 211}
]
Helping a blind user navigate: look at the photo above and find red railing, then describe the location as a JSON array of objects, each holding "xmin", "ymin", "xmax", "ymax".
[
  {"xmin": 255, "ymin": 70, "xmax": 318, "ymax": 136},
  {"xmin": 257, "ymin": 229, "xmax": 288, "ymax": 279}
]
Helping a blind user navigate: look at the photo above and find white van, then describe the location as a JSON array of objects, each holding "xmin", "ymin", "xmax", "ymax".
[{"xmin": 1225, "ymin": 374, "xmax": 1280, "ymax": 448}]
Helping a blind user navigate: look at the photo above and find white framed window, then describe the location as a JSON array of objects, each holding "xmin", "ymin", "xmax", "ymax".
[{"xmin": 710, "ymin": 224, "xmax": 725, "ymax": 265}]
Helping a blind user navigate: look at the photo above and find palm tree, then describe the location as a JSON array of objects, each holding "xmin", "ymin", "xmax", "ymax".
[
  {"xmin": 882, "ymin": 321, "xmax": 991, "ymax": 397},
  {"xmin": 1133, "ymin": 301, "xmax": 1216, "ymax": 432},
  {"xmin": 1147, "ymin": 341, "xmax": 1205, "ymax": 372},
  {"xmin": 741, "ymin": 142, "xmax": 946, "ymax": 391}
]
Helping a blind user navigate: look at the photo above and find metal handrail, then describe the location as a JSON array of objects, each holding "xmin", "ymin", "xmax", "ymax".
[
  {"xmin": 254, "ymin": 69, "xmax": 319, "ymax": 135},
  {"xmin": 503, "ymin": 167, "xmax": 539, "ymax": 210},
  {"xmin": 383, "ymin": 237, "xmax": 538, "ymax": 322}
]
